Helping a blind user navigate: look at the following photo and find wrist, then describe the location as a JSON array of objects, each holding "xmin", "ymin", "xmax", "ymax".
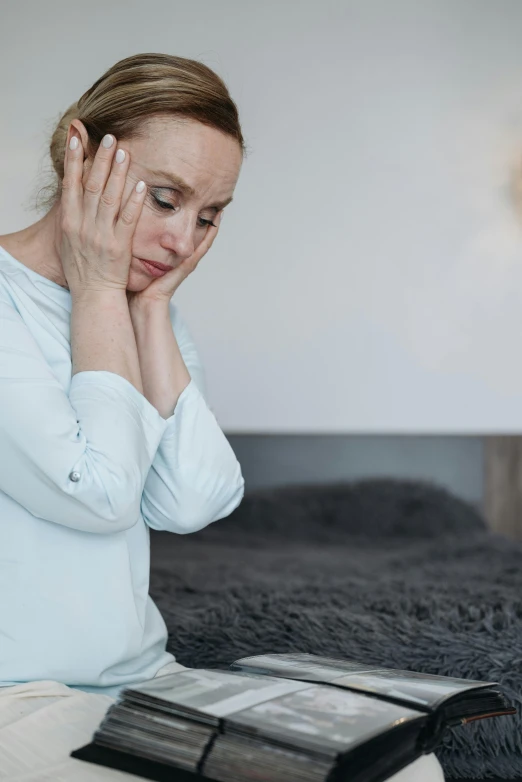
[
  {"xmin": 128, "ymin": 297, "xmax": 171, "ymax": 328},
  {"xmin": 72, "ymin": 287, "xmax": 128, "ymax": 303}
]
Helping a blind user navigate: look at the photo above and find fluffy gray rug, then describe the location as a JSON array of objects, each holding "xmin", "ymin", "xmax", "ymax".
[{"xmin": 149, "ymin": 479, "xmax": 522, "ymax": 781}]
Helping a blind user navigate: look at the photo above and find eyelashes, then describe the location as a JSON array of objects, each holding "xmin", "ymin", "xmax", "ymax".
[{"xmin": 151, "ymin": 194, "xmax": 217, "ymax": 227}]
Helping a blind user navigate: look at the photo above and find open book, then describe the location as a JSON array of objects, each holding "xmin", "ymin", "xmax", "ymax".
[{"xmin": 72, "ymin": 653, "xmax": 516, "ymax": 782}]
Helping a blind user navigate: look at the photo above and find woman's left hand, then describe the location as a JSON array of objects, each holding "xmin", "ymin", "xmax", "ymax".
[{"xmin": 127, "ymin": 211, "xmax": 223, "ymax": 307}]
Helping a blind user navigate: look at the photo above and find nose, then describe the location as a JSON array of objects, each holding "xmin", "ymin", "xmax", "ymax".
[{"xmin": 160, "ymin": 212, "xmax": 195, "ymax": 261}]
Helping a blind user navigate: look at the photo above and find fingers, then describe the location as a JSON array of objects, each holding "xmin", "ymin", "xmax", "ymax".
[
  {"xmin": 82, "ymin": 133, "xmax": 119, "ymax": 225},
  {"xmin": 94, "ymin": 144, "xmax": 132, "ymax": 233},
  {"xmin": 190, "ymin": 211, "xmax": 223, "ymax": 266},
  {"xmin": 61, "ymin": 130, "xmax": 85, "ymax": 233},
  {"xmin": 184, "ymin": 212, "xmax": 223, "ymax": 278},
  {"xmin": 113, "ymin": 179, "xmax": 148, "ymax": 244},
  {"xmin": 80, "ymin": 130, "xmax": 147, "ymax": 241}
]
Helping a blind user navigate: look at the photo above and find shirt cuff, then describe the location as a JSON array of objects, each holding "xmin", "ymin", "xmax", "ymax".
[{"xmin": 69, "ymin": 370, "xmax": 169, "ymax": 452}]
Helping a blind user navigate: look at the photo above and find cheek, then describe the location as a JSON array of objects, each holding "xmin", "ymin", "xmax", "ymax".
[
  {"xmin": 194, "ymin": 226, "xmax": 210, "ymax": 248},
  {"xmin": 131, "ymin": 213, "xmax": 161, "ymax": 250}
]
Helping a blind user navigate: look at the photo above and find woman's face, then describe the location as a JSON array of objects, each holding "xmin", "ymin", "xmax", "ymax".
[{"xmin": 82, "ymin": 116, "xmax": 243, "ymax": 292}]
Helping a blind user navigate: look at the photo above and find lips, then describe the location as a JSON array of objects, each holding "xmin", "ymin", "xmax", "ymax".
[{"xmin": 137, "ymin": 258, "xmax": 172, "ymax": 271}]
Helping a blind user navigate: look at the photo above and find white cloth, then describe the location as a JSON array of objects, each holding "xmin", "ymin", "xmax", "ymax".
[
  {"xmin": 0, "ymin": 674, "xmax": 445, "ymax": 781},
  {"xmin": 0, "ymin": 244, "xmax": 244, "ymax": 695},
  {"xmin": 0, "ymin": 663, "xmax": 187, "ymax": 781}
]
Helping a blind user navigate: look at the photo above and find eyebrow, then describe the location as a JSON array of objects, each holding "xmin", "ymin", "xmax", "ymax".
[{"xmin": 147, "ymin": 168, "xmax": 234, "ymax": 211}]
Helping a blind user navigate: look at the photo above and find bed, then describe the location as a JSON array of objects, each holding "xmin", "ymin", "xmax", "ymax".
[{"xmin": 149, "ymin": 478, "xmax": 522, "ymax": 781}]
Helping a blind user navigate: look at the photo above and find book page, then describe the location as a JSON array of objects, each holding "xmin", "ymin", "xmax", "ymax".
[
  {"xmin": 227, "ymin": 683, "xmax": 423, "ymax": 755},
  {"xmin": 127, "ymin": 669, "xmax": 313, "ymax": 718},
  {"xmin": 232, "ymin": 654, "xmax": 493, "ymax": 710}
]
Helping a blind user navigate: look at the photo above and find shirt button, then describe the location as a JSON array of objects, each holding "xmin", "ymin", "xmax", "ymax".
[{"xmin": 69, "ymin": 471, "xmax": 81, "ymax": 482}]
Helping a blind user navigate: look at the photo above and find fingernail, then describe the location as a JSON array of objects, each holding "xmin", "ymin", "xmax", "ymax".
[
  {"xmin": 115, "ymin": 149, "xmax": 126, "ymax": 163},
  {"xmin": 136, "ymin": 181, "xmax": 146, "ymax": 193},
  {"xmin": 102, "ymin": 134, "xmax": 114, "ymax": 148},
  {"xmin": 69, "ymin": 136, "xmax": 79, "ymax": 150}
]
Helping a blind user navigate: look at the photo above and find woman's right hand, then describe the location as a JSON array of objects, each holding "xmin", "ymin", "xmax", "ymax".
[{"xmin": 59, "ymin": 126, "xmax": 147, "ymax": 296}]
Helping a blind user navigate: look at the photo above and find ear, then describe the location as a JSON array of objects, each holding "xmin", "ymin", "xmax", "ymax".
[
  {"xmin": 66, "ymin": 119, "xmax": 93, "ymax": 179},
  {"xmin": 66, "ymin": 119, "xmax": 90, "ymax": 152}
]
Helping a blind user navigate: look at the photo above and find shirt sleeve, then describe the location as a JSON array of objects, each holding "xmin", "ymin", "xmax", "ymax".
[
  {"xmin": 0, "ymin": 300, "xmax": 168, "ymax": 534},
  {"xmin": 139, "ymin": 302, "xmax": 245, "ymax": 534}
]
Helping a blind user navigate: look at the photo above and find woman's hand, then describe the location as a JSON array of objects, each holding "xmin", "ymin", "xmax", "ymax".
[
  {"xmin": 126, "ymin": 211, "xmax": 224, "ymax": 308},
  {"xmin": 60, "ymin": 128, "xmax": 147, "ymax": 296}
]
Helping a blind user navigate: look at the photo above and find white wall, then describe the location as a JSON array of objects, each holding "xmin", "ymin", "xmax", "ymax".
[{"xmin": 2, "ymin": 0, "xmax": 522, "ymax": 433}]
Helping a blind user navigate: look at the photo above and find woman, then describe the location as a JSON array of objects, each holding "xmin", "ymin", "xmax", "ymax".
[
  {"xmin": 0, "ymin": 52, "xmax": 444, "ymax": 782},
  {"xmin": 0, "ymin": 51, "xmax": 246, "ymax": 777},
  {"xmin": 0, "ymin": 50, "xmax": 244, "ymax": 692}
]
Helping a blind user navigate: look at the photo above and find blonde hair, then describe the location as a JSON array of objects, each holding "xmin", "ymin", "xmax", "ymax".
[{"xmin": 34, "ymin": 53, "xmax": 245, "ymax": 213}]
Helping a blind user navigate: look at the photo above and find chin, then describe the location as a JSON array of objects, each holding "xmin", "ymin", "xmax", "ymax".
[{"xmin": 126, "ymin": 267, "xmax": 155, "ymax": 292}]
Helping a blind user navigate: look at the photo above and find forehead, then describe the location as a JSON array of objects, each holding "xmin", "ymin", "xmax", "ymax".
[{"xmin": 129, "ymin": 116, "xmax": 242, "ymax": 198}]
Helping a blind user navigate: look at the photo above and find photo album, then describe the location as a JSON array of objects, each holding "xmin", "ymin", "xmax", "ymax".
[{"xmin": 72, "ymin": 652, "xmax": 516, "ymax": 782}]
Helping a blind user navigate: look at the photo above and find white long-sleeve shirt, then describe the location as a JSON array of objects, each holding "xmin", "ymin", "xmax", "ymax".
[{"xmin": 0, "ymin": 244, "xmax": 244, "ymax": 696}]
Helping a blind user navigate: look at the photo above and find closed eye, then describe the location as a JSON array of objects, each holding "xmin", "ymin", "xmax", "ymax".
[{"xmin": 152, "ymin": 195, "xmax": 216, "ymax": 227}]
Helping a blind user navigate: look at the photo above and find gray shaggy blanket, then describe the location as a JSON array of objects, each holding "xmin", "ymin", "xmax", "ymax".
[{"xmin": 149, "ymin": 479, "xmax": 522, "ymax": 781}]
